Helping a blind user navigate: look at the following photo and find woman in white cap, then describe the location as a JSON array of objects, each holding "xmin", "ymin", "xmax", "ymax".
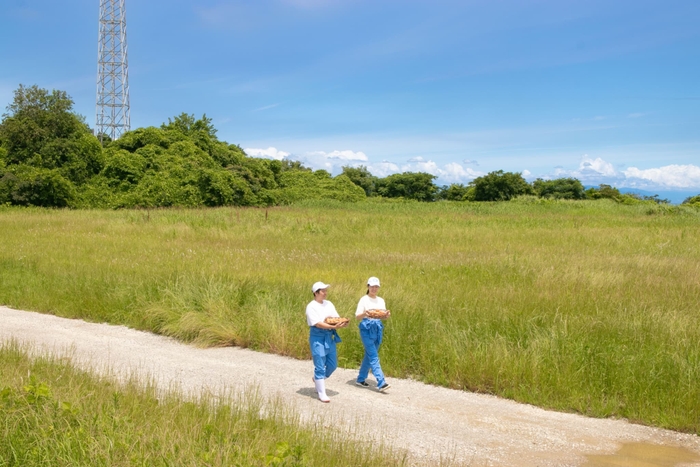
[
  {"xmin": 355, "ymin": 276, "xmax": 391, "ymax": 392},
  {"xmin": 306, "ymin": 281, "xmax": 348, "ymax": 403}
]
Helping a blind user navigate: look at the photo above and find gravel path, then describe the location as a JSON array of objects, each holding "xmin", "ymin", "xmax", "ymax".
[{"xmin": 1, "ymin": 306, "xmax": 699, "ymax": 466}]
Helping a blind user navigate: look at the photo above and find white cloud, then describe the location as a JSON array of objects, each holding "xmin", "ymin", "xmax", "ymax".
[
  {"xmin": 550, "ymin": 156, "xmax": 700, "ymax": 190},
  {"xmin": 244, "ymin": 147, "xmax": 290, "ymax": 160},
  {"xmin": 522, "ymin": 169, "xmax": 532, "ymax": 177},
  {"xmin": 321, "ymin": 150, "xmax": 368, "ymax": 161},
  {"xmin": 438, "ymin": 163, "xmax": 483, "ymax": 184},
  {"xmin": 463, "ymin": 159, "xmax": 480, "ymax": 166},
  {"xmin": 254, "ymin": 149, "xmax": 368, "ymax": 174},
  {"xmin": 402, "ymin": 160, "xmax": 440, "ymax": 174},
  {"xmin": 579, "ymin": 156, "xmax": 617, "ymax": 176},
  {"xmin": 552, "ymin": 155, "xmax": 624, "ymax": 185},
  {"xmin": 372, "ymin": 160, "xmax": 483, "ymax": 185},
  {"xmin": 624, "ymin": 165, "xmax": 700, "ymax": 189},
  {"xmin": 366, "ymin": 161, "xmax": 400, "ymax": 177},
  {"xmin": 246, "ymin": 147, "xmax": 482, "ymax": 185}
]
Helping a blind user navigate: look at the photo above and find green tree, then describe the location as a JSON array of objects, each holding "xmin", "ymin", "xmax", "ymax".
[
  {"xmin": 585, "ymin": 184, "xmax": 621, "ymax": 200},
  {"xmin": 0, "ymin": 85, "xmax": 104, "ymax": 207},
  {"xmin": 682, "ymin": 194, "xmax": 700, "ymax": 205},
  {"xmin": 470, "ymin": 170, "xmax": 533, "ymax": 201},
  {"xmin": 437, "ymin": 183, "xmax": 473, "ymax": 201},
  {"xmin": 638, "ymin": 194, "xmax": 671, "ymax": 204},
  {"xmin": 0, "ymin": 85, "xmax": 103, "ymax": 179},
  {"xmin": 376, "ymin": 172, "xmax": 438, "ymax": 201},
  {"xmin": 0, "ymin": 166, "xmax": 75, "ymax": 207},
  {"xmin": 533, "ymin": 177, "xmax": 585, "ymax": 199},
  {"xmin": 161, "ymin": 113, "xmax": 217, "ymax": 139},
  {"xmin": 270, "ymin": 170, "xmax": 365, "ymax": 204},
  {"xmin": 342, "ymin": 165, "xmax": 378, "ymax": 197}
]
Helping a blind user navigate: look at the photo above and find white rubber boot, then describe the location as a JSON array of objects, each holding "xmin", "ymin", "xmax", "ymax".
[{"xmin": 314, "ymin": 378, "xmax": 330, "ymax": 403}]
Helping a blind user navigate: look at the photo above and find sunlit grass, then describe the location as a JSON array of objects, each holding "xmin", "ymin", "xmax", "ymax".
[
  {"xmin": 1, "ymin": 199, "xmax": 699, "ymax": 432},
  {"xmin": 0, "ymin": 340, "xmax": 406, "ymax": 467}
]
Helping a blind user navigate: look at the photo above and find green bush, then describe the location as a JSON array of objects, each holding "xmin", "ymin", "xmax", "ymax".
[
  {"xmin": 0, "ymin": 165, "xmax": 76, "ymax": 207},
  {"xmin": 682, "ymin": 194, "xmax": 700, "ymax": 206},
  {"xmin": 271, "ymin": 171, "xmax": 366, "ymax": 204},
  {"xmin": 470, "ymin": 170, "xmax": 533, "ymax": 201},
  {"xmin": 342, "ymin": 165, "xmax": 378, "ymax": 197},
  {"xmin": 0, "ymin": 85, "xmax": 102, "ymax": 207},
  {"xmin": 376, "ymin": 172, "xmax": 438, "ymax": 201},
  {"xmin": 533, "ymin": 178, "xmax": 585, "ymax": 200},
  {"xmin": 437, "ymin": 183, "xmax": 473, "ymax": 201}
]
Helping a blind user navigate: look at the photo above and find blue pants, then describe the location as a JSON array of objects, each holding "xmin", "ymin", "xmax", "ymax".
[
  {"xmin": 309, "ymin": 327, "xmax": 341, "ymax": 381},
  {"xmin": 357, "ymin": 319, "xmax": 386, "ymax": 387}
]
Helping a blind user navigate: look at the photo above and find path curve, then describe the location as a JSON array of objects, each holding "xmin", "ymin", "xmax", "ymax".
[{"xmin": 1, "ymin": 306, "xmax": 699, "ymax": 466}]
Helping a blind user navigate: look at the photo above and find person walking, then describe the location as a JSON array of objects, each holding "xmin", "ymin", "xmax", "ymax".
[
  {"xmin": 306, "ymin": 281, "xmax": 348, "ymax": 403},
  {"xmin": 355, "ymin": 276, "xmax": 392, "ymax": 392}
]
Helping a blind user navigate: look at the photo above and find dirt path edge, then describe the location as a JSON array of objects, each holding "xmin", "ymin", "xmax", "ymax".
[{"xmin": 1, "ymin": 306, "xmax": 699, "ymax": 466}]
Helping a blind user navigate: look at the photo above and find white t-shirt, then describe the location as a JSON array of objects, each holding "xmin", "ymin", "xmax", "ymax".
[
  {"xmin": 355, "ymin": 295, "xmax": 386, "ymax": 317},
  {"xmin": 306, "ymin": 299, "xmax": 340, "ymax": 327}
]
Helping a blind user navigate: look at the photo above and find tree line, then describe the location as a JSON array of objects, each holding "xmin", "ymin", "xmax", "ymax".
[{"xmin": 1, "ymin": 85, "xmax": 698, "ymax": 208}]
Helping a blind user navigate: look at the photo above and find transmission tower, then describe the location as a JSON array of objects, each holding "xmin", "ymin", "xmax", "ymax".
[{"xmin": 96, "ymin": 0, "xmax": 130, "ymax": 141}]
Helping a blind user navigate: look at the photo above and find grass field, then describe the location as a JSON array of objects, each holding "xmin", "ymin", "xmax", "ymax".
[
  {"xmin": 0, "ymin": 341, "xmax": 405, "ymax": 467},
  {"xmin": 1, "ymin": 199, "xmax": 699, "ymax": 433}
]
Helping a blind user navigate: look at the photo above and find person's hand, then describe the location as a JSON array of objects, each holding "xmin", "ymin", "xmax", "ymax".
[{"xmin": 383, "ymin": 310, "xmax": 391, "ymax": 319}]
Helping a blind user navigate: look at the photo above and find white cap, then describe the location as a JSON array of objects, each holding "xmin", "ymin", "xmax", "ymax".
[
  {"xmin": 367, "ymin": 277, "xmax": 380, "ymax": 287},
  {"xmin": 312, "ymin": 281, "xmax": 330, "ymax": 293}
]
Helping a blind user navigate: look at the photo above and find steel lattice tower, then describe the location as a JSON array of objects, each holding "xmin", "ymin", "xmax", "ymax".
[{"xmin": 96, "ymin": 0, "xmax": 130, "ymax": 141}]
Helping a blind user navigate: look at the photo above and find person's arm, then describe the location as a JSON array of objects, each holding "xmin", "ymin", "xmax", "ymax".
[
  {"xmin": 378, "ymin": 298, "xmax": 390, "ymax": 319},
  {"xmin": 355, "ymin": 297, "xmax": 367, "ymax": 320},
  {"xmin": 314, "ymin": 321, "xmax": 347, "ymax": 329}
]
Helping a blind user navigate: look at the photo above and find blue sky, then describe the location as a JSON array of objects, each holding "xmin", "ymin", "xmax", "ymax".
[{"xmin": 1, "ymin": 0, "xmax": 699, "ymax": 197}]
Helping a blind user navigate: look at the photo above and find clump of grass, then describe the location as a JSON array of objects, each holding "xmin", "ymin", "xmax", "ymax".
[
  {"xmin": 0, "ymin": 340, "xmax": 405, "ymax": 467},
  {"xmin": 0, "ymin": 201, "xmax": 699, "ymax": 433}
]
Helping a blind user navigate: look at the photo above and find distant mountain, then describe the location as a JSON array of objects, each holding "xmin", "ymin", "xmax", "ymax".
[{"xmin": 584, "ymin": 186, "xmax": 699, "ymax": 205}]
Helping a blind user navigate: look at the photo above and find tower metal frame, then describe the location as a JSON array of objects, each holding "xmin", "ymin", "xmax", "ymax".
[{"xmin": 96, "ymin": 0, "xmax": 130, "ymax": 141}]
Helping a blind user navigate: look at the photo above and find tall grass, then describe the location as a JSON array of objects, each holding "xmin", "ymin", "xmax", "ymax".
[
  {"xmin": 1, "ymin": 199, "xmax": 699, "ymax": 432},
  {"xmin": 0, "ymin": 341, "xmax": 405, "ymax": 467}
]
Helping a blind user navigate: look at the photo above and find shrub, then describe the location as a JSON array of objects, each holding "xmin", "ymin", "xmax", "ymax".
[
  {"xmin": 682, "ymin": 194, "xmax": 700, "ymax": 206},
  {"xmin": 0, "ymin": 165, "xmax": 76, "ymax": 207},
  {"xmin": 533, "ymin": 178, "xmax": 585, "ymax": 199},
  {"xmin": 437, "ymin": 183, "xmax": 473, "ymax": 201},
  {"xmin": 376, "ymin": 172, "xmax": 438, "ymax": 201},
  {"xmin": 470, "ymin": 170, "xmax": 533, "ymax": 201},
  {"xmin": 342, "ymin": 165, "xmax": 378, "ymax": 197}
]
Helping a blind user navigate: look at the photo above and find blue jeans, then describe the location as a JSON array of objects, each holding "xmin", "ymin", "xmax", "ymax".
[
  {"xmin": 357, "ymin": 319, "xmax": 386, "ymax": 387},
  {"xmin": 309, "ymin": 327, "xmax": 341, "ymax": 380}
]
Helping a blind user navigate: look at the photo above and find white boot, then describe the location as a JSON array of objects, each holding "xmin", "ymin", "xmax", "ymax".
[{"xmin": 314, "ymin": 378, "xmax": 330, "ymax": 403}]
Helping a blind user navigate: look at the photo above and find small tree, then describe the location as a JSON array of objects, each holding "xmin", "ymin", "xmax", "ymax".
[
  {"xmin": 0, "ymin": 85, "xmax": 103, "ymax": 207},
  {"xmin": 586, "ymin": 184, "xmax": 621, "ymax": 200},
  {"xmin": 533, "ymin": 177, "xmax": 585, "ymax": 199},
  {"xmin": 376, "ymin": 172, "xmax": 438, "ymax": 201},
  {"xmin": 437, "ymin": 183, "xmax": 472, "ymax": 201},
  {"xmin": 0, "ymin": 85, "xmax": 98, "ymax": 168},
  {"xmin": 470, "ymin": 170, "xmax": 533, "ymax": 201},
  {"xmin": 342, "ymin": 165, "xmax": 378, "ymax": 197},
  {"xmin": 682, "ymin": 194, "xmax": 700, "ymax": 205},
  {"xmin": 639, "ymin": 194, "xmax": 671, "ymax": 204}
]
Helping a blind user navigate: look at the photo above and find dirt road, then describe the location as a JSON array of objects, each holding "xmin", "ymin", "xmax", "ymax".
[{"xmin": 1, "ymin": 306, "xmax": 699, "ymax": 466}]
